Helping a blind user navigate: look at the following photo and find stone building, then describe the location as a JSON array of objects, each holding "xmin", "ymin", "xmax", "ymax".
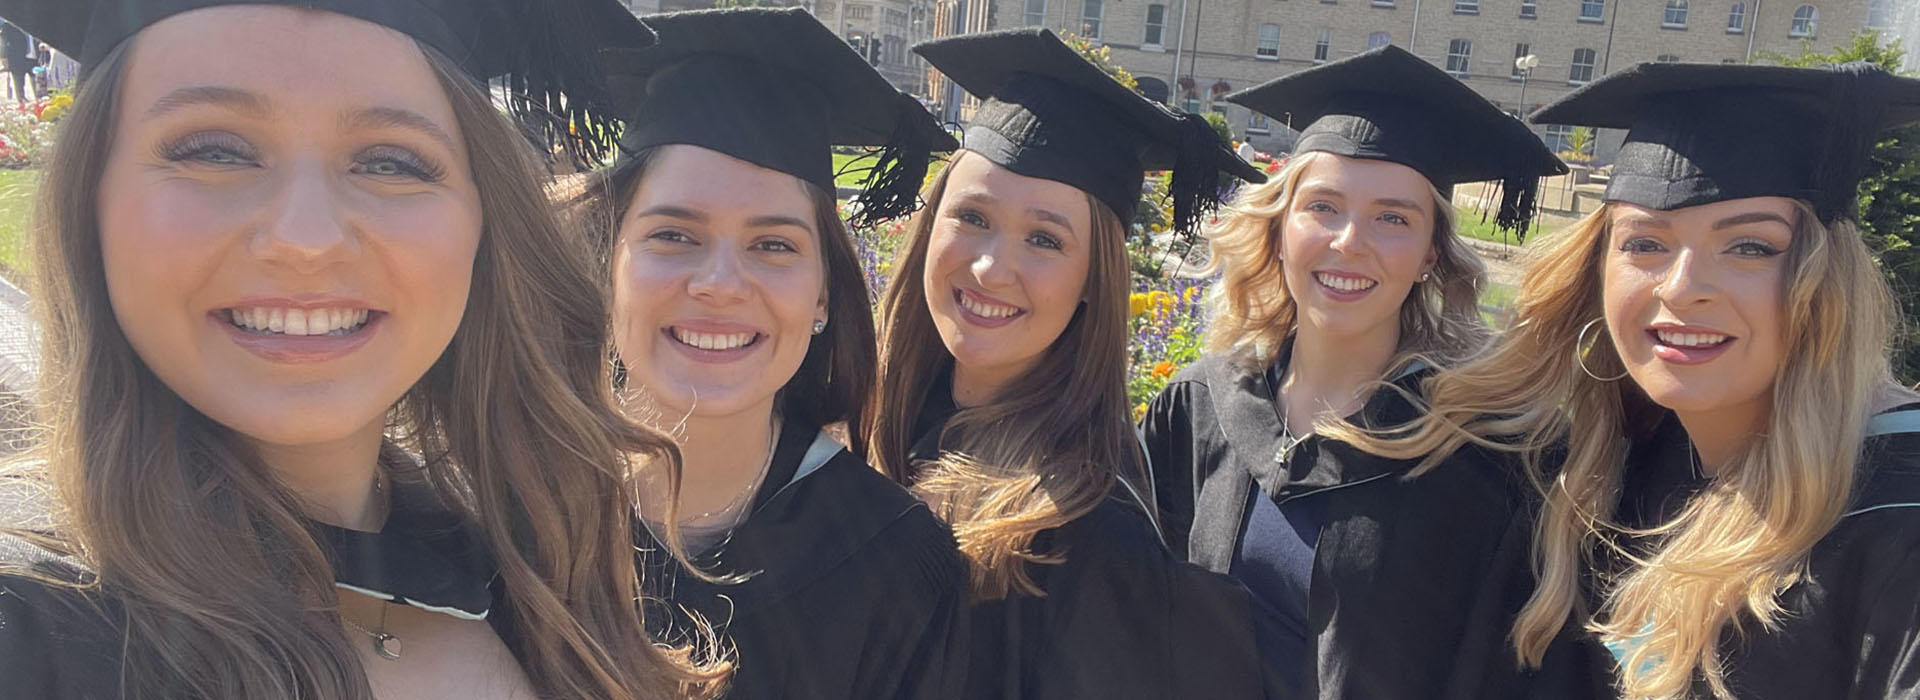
[
  {"xmin": 929, "ymin": 0, "xmax": 1895, "ymax": 159},
  {"xmin": 622, "ymin": 0, "xmax": 936, "ymax": 94}
]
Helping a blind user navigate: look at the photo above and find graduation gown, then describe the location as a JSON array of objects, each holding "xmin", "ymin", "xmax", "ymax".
[
  {"xmin": 1139, "ymin": 348, "xmax": 1534, "ymax": 699},
  {"xmin": 1533, "ymin": 405, "xmax": 1920, "ymax": 699},
  {"xmin": 908, "ymin": 376, "xmax": 1272, "ymax": 700},
  {"xmin": 0, "ymin": 476, "xmax": 503, "ymax": 699},
  {"xmin": 638, "ymin": 417, "xmax": 971, "ymax": 700}
]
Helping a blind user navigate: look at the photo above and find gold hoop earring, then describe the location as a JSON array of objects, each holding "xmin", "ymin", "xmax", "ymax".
[{"xmin": 1575, "ymin": 317, "xmax": 1629, "ymax": 382}]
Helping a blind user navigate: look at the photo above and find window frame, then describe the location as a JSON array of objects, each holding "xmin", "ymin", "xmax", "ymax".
[
  {"xmin": 1446, "ymin": 38, "xmax": 1473, "ymax": 76},
  {"xmin": 1143, "ymin": 3, "xmax": 1167, "ymax": 48},
  {"xmin": 1256, "ymin": 23, "xmax": 1282, "ymax": 59},
  {"xmin": 1579, "ymin": 0, "xmax": 1605, "ymax": 23},
  {"xmin": 1662, "ymin": 0, "xmax": 1688, "ymax": 28},
  {"xmin": 1789, "ymin": 4, "xmax": 1817, "ymax": 38},
  {"xmin": 1568, "ymin": 47, "xmax": 1597, "ymax": 84},
  {"xmin": 1726, "ymin": 1, "xmax": 1746, "ymax": 32}
]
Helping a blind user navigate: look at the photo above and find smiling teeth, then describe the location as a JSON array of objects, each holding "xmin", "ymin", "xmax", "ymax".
[
  {"xmin": 228, "ymin": 308, "xmax": 369, "ymax": 336},
  {"xmin": 672, "ymin": 328, "xmax": 756, "ymax": 351},
  {"xmin": 958, "ymin": 293, "xmax": 1020, "ymax": 319},
  {"xmin": 1315, "ymin": 272, "xmax": 1378, "ymax": 292},
  {"xmin": 1656, "ymin": 330, "xmax": 1729, "ymax": 348}
]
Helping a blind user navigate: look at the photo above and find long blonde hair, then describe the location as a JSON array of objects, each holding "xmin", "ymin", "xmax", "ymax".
[
  {"xmin": 1204, "ymin": 152, "xmax": 1489, "ymax": 370},
  {"xmin": 868, "ymin": 157, "xmax": 1146, "ymax": 601},
  {"xmin": 1340, "ymin": 201, "xmax": 1904, "ymax": 698},
  {"xmin": 10, "ymin": 39, "xmax": 722, "ymax": 699}
]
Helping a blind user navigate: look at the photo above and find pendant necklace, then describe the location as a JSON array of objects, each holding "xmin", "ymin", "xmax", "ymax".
[
  {"xmin": 342, "ymin": 601, "xmax": 403, "ymax": 661},
  {"xmin": 341, "ymin": 470, "xmax": 402, "ymax": 661}
]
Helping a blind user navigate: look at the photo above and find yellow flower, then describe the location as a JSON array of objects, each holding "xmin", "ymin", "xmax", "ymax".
[
  {"xmin": 1129, "ymin": 292, "xmax": 1150, "ymax": 317},
  {"xmin": 1133, "ymin": 403, "xmax": 1149, "ymax": 423},
  {"xmin": 1153, "ymin": 361, "xmax": 1176, "ymax": 379},
  {"xmin": 1183, "ymin": 286, "xmax": 1202, "ymax": 303}
]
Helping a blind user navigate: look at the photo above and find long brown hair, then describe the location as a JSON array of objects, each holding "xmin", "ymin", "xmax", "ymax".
[
  {"xmin": 12, "ymin": 39, "xmax": 722, "ymax": 699},
  {"xmin": 571, "ymin": 146, "xmax": 879, "ymax": 460},
  {"xmin": 869, "ymin": 156, "xmax": 1146, "ymax": 601},
  {"xmin": 1336, "ymin": 202, "xmax": 1908, "ymax": 698}
]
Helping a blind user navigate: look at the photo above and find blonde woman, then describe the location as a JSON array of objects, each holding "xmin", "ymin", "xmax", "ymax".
[
  {"xmin": 1138, "ymin": 46, "xmax": 1566, "ymax": 698},
  {"xmin": 1350, "ymin": 62, "xmax": 1920, "ymax": 699},
  {"xmin": 870, "ymin": 29, "xmax": 1270, "ymax": 698},
  {"xmin": 0, "ymin": 2, "xmax": 722, "ymax": 698}
]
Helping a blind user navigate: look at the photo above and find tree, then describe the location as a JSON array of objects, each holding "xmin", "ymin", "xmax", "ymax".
[
  {"xmin": 1063, "ymin": 34, "xmax": 1138, "ymax": 91},
  {"xmin": 1562, "ymin": 126, "xmax": 1596, "ymax": 163},
  {"xmin": 1763, "ymin": 31, "xmax": 1920, "ymax": 384}
]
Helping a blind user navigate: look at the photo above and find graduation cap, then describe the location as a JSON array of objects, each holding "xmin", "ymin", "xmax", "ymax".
[
  {"xmin": 0, "ymin": 0, "xmax": 652, "ymax": 167},
  {"xmin": 1226, "ymin": 45, "xmax": 1566, "ymax": 236},
  {"xmin": 603, "ymin": 8, "xmax": 957, "ymax": 228},
  {"xmin": 1532, "ymin": 61, "xmax": 1920, "ymax": 224},
  {"xmin": 912, "ymin": 28, "xmax": 1264, "ymax": 239}
]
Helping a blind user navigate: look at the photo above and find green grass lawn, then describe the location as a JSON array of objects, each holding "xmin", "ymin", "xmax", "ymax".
[
  {"xmin": 0, "ymin": 169, "xmax": 36, "ymax": 277},
  {"xmin": 831, "ymin": 151, "xmax": 950, "ymax": 190},
  {"xmin": 1453, "ymin": 206, "xmax": 1529, "ymax": 247}
]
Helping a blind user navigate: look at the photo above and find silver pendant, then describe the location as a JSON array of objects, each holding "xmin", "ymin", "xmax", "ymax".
[{"xmin": 372, "ymin": 632, "xmax": 402, "ymax": 661}]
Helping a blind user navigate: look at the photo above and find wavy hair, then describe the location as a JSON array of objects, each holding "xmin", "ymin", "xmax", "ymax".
[
  {"xmin": 868, "ymin": 155, "xmax": 1146, "ymax": 601},
  {"xmin": 1335, "ymin": 201, "xmax": 1910, "ymax": 698},
  {"xmin": 1203, "ymin": 151, "xmax": 1489, "ymax": 370},
  {"xmin": 9, "ymin": 38, "xmax": 723, "ymax": 699}
]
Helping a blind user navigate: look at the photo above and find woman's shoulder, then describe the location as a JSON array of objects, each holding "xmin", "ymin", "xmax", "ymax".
[{"xmin": 0, "ymin": 536, "xmax": 128, "ymax": 699}]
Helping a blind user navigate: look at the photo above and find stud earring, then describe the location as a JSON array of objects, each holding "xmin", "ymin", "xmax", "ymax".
[{"xmin": 812, "ymin": 320, "xmax": 827, "ymax": 335}]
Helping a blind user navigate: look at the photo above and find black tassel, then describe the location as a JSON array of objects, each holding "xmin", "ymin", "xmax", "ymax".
[
  {"xmin": 1810, "ymin": 62, "xmax": 1891, "ymax": 224},
  {"xmin": 1497, "ymin": 174, "xmax": 1541, "ymax": 241},
  {"xmin": 848, "ymin": 95, "xmax": 936, "ymax": 229},
  {"xmin": 1168, "ymin": 112, "xmax": 1229, "ymax": 242},
  {"xmin": 498, "ymin": 0, "xmax": 630, "ymax": 171}
]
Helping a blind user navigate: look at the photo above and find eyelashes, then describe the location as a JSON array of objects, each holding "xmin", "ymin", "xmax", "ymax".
[{"xmin": 154, "ymin": 131, "xmax": 447, "ymax": 183}]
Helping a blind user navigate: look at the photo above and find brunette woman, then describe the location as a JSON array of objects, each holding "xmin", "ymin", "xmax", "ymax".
[
  {"xmin": 0, "ymin": 2, "xmax": 723, "ymax": 698},
  {"xmin": 1358, "ymin": 61, "xmax": 1920, "ymax": 699},
  {"xmin": 1137, "ymin": 45, "xmax": 1566, "ymax": 698},
  {"xmin": 577, "ymin": 9, "xmax": 970, "ymax": 699},
  {"xmin": 871, "ymin": 28, "xmax": 1270, "ymax": 699}
]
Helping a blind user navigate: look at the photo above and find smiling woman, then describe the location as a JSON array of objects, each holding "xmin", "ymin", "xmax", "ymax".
[
  {"xmin": 569, "ymin": 9, "xmax": 972, "ymax": 700},
  {"xmin": 0, "ymin": 2, "xmax": 722, "ymax": 699}
]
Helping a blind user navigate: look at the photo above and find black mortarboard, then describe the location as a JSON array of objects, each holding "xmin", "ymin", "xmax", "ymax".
[
  {"xmin": 1227, "ymin": 45, "xmax": 1567, "ymax": 236},
  {"xmin": 0, "ymin": 0, "xmax": 652, "ymax": 166},
  {"xmin": 604, "ymin": 8, "xmax": 956, "ymax": 228},
  {"xmin": 1532, "ymin": 61, "xmax": 1920, "ymax": 224},
  {"xmin": 913, "ymin": 28, "xmax": 1264, "ymax": 239}
]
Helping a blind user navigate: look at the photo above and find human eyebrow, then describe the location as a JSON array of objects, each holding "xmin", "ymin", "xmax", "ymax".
[
  {"xmin": 341, "ymin": 106, "xmax": 459, "ymax": 154},
  {"xmin": 143, "ymin": 86, "xmax": 271, "ymax": 121}
]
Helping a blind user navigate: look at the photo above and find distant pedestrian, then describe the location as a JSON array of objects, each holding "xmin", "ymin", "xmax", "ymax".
[{"xmin": 0, "ymin": 21, "xmax": 31, "ymax": 103}]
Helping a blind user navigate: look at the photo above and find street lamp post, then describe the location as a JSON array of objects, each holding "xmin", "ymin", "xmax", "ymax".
[{"xmin": 1514, "ymin": 53, "xmax": 1539, "ymax": 115}]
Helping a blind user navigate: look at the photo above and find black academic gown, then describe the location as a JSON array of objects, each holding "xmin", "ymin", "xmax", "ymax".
[
  {"xmin": 909, "ymin": 377, "xmax": 1273, "ymax": 700},
  {"xmin": 638, "ymin": 417, "xmax": 971, "ymax": 700},
  {"xmin": 0, "ymin": 477, "xmax": 503, "ymax": 699},
  {"xmin": 1531, "ymin": 406, "xmax": 1920, "ymax": 699},
  {"xmin": 1139, "ymin": 348, "xmax": 1535, "ymax": 699}
]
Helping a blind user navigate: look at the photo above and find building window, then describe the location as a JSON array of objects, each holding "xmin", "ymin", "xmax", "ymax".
[
  {"xmin": 1367, "ymin": 31, "xmax": 1391, "ymax": 48},
  {"xmin": 847, "ymin": 3, "xmax": 873, "ymax": 19},
  {"xmin": 1373, "ymin": 0, "xmax": 1395, "ymax": 6},
  {"xmin": 1580, "ymin": 0, "xmax": 1605, "ymax": 22},
  {"xmin": 1656, "ymin": 53, "xmax": 1680, "ymax": 61},
  {"xmin": 1446, "ymin": 39, "xmax": 1472, "ymax": 76},
  {"xmin": 1789, "ymin": 4, "xmax": 1817, "ymax": 37},
  {"xmin": 1143, "ymin": 3, "xmax": 1166, "ymax": 46},
  {"xmin": 1569, "ymin": 47, "xmax": 1596, "ymax": 84},
  {"xmin": 1869, "ymin": 0, "xmax": 1895, "ymax": 28},
  {"xmin": 1248, "ymin": 111, "xmax": 1273, "ymax": 134},
  {"xmin": 1455, "ymin": 0, "xmax": 1479, "ymax": 13},
  {"xmin": 1313, "ymin": 29, "xmax": 1333, "ymax": 62},
  {"xmin": 1024, "ymin": 0, "xmax": 1046, "ymax": 26},
  {"xmin": 1512, "ymin": 43, "xmax": 1531, "ymax": 79},
  {"xmin": 1663, "ymin": 0, "xmax": 1687, "ymax": 27},
  {"xmin": 1543, "ymin": 124, "xmax": 1574, "ymax": 153},
  {"xmin": 1519, "ymin": 0, "xmax": 1537, "ymax": 18},
  {"xmin": 1727, "ymin": 1, "xmax": 1745, "ymax": 32},
  {"xmin": 1080, "ymin": 0, "xmax": 1103, "ymax": 38},
  {"xmin": 1257, "ymin": 24, "xmax": 1281, "ymax": 58}
]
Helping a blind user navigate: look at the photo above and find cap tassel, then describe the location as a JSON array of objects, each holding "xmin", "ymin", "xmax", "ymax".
[
  {"xmin": 1168, "ymin": 112, "xmax": 1230, "ymax": 241},
  {"xmin": 1497, "ymin": 174, "xmax": 1541, "ymax": 241},
  {"xmin": 1809, "ymin": 63, "xmax": 1891, "ymax": 224},
  {"xmin": 500, "ymin": 0, "xmax": 624, "ymax": 170},
  {"xmin": 848, "ymin": 101, "xmax": 936, "ymax": 229}
]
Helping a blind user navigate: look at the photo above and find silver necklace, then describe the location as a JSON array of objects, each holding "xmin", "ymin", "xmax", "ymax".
[
  {"xmin": 340, "ymin": 471, "xmax": 401, "ymax": 661},
  {"xmin": 341, "ymin": 600, "xmax": 402, "ymax": 661}
]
